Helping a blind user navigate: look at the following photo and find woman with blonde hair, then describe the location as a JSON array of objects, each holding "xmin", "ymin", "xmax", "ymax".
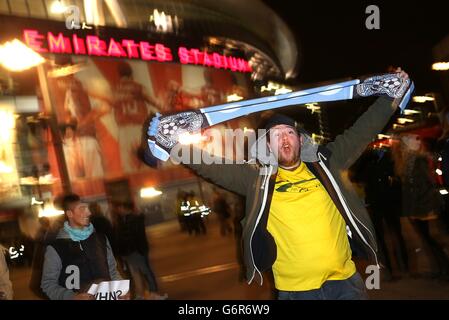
[{"xmin": 392, "ymin": 133, "xmax": 449, "ymax": 278}]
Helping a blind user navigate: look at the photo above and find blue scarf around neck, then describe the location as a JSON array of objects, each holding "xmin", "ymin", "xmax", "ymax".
[{"xmin": 64, "ymin": 221, "xmax": 94, "ymax": 241}]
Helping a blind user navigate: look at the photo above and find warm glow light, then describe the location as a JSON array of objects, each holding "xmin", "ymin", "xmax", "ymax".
[
  {"xmin": 436, "ymin": 169, "xmax": 443, "ymax": 176},
  {"xmin": 413, "ymin": 96, "xmax": 435, "ymax": 103},
  {"xmin": 396, "ymin": 118, "xmax": 414, "ymax": 125},
  {"xmin": 38, "ymin": 204, "xmax": 64, "ymax": 217},
  {"xmin": 0, "ymin": 110, "xmax": 15, "ymax": 142},
  {"xmin": 274, "ymin": 88, "xmax": 292, "ymax": 95},
  {"xmin": 227, "ymin": 94, "xmax": 243, "ymax": 102},
  {"xmin": 0, "ymin": 161, "xmax": 13, "ymax": 173},
  {"xmin": 403, "ymin": 109, "xmax": 421, "ymax": 115},
  {"xmin": 432, "ymin": 62, "xmax": 449, "ymax": 71},
  {"xmin": 47, "ymin": 63, "xmax": 85, "ymax": 78},
  {"xmin": 20, "ymin": 174, "xmax": 58, "ymax": 186},
  {"xmin": 438, "ymin": 157, "xmax": 443, "ymax": 162},
  {"xmin": 178, "ymin": 132, "xmax": 206, "ymax": 145},
  {"xmin": 38, "ymin": 174, "xmax": 58, "ymax": 185},
  {"xmin": 306, "ymin": 103, "xmax": 320, "ymax": 114},
  {"xmin": 153, "ymin": 9, "xmax": 167, "ymax": 31},
  {"xmin": 0, "ymin": 39, "xmax": 45, "ymax": 71},
  {"xmin": 50, "ymin": 0, "xmax": 66, "ymax": 14},
  {"xmin": 377, "ymin": 134, "xmax": 391, "ymax": 140},
  {"xmin": 440, "ymin": 189, "xmax": 448, "ymax": 195},
  {"xmin": 140, "ymin": 187, "xmax": 162, "ymax": 198},
  {"xmin": 31, "ymin": 197, "xmax": 44, "ymax": 205},
  {"xmin": 260, "ymin": 82, "xmax": 292, "ymax": 93}
]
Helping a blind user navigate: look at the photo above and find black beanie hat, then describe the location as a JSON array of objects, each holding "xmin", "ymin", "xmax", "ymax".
[{"xmin": 264, "ymin": 113, "xmax": 297, "ymax": 131}]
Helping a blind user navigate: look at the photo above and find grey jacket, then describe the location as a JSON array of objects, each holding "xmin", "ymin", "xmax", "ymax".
[
  {"xmin": 185, "ymin": 97, "xmax": 398, "ymax": 285},
  {"xmin": 0, "ymin": 246, "xmax": 13, "ymax": 300},
  {"xmin": 41, "ymin": 228, "xmax": 121, "ymax": 300}
]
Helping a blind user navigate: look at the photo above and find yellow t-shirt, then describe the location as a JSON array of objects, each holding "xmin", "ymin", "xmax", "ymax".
[{"xmin": 267, "ymin": 162, "xmax": 356, "ymax": 291}]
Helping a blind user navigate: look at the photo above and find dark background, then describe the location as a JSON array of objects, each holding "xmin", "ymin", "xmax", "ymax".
[{"xmin": 263, "ymin": 1, "xmax": 449, "ymax": 94}]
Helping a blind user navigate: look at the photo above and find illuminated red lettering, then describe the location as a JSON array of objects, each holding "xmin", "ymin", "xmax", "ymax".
[
  {"xmin": 221, "ymin": 55, "xmax": 228, "ymax": 69},
  {"xmin": 86, "ymin": 36, "xmax": 106, "ymax": 56},
  {"xmin": 155, "ymin": 43, "xmax": 173, "ymax": 62},
  {"xmin": 227, "ymin": 56, "xmax": 237, "ymax": 71},
  {"xmin": 237, "ymin": 58, "xmax": 247, "ymax": 72},
  {"xmin": 140, "ymin": 42, "xmax": 156, "ymax": 60},
  {"xmin": 212, "ymin": 53, "xmax": 222, "ymax": 68},
  {"xmin": 47, "ymin": 32, "xmax": 72, "ymax": 54},
  {"xmin": 107, "ymin": 38, "xmax": 127, "ymax": 57},
  {"xmin": 73, "ymin": 35, "xmax": 86, "ymax": 54},
  {"xmin": 245, "ymin": 61, "xmax": 252, "ymax": 72},
  {"xmin": 191, "ymin": 49, "xmax": 200, "ymax": 64},
  {"xmin": 23, "ymin": 29, "xmax": 47, "ymax": 53},
  {"xmin": 203, "ymin": 52, "xmax": 213, "ymax": 66},
  {"xmin": 122, "ymin": 40, "xmax": 139, "ymax": 58},
  {"xmin": 178, "ymin": 47, "xmax": 190, "ymax": 64},
  {"xmin": 20, "ymin": 29, "xmax": 251, "ymax": 73}
]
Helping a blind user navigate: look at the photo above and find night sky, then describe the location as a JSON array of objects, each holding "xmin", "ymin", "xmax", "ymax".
[{"xmin": 262, "ymin": 1, "xmax": 449, "ymax": 95}]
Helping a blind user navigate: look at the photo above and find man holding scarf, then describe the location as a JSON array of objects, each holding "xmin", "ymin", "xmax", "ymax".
[{"xmin": 146, "ymin": 68, "xmax": 411, "ymax": 299}]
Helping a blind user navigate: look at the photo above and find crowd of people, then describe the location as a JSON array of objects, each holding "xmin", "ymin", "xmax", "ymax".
[
  {"xmin": 356, "ymin": 132, "xmax": 449, "ymax": 281},
  {"xmin": 2, "ymin": 68, "xmax": 449, "ymax": 300}
]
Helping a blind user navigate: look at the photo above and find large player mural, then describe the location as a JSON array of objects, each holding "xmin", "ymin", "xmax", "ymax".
[{"xmin": 44, "ymin": 55, "xmax": 251, "ymax": 196}]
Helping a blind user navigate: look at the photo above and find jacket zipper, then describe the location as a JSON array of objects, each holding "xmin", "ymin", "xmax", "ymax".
[
  {"xmin": 317, "ymin": 152, "xmax": 380, "ymax": 268},
  {"xmin": 248, "ymin": 152, "xmax": 381, "ymax": 285}
]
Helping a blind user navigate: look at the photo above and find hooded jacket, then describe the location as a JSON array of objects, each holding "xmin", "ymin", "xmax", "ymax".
[
  {"xmin": 41, "ymin": 227, "xmax": 121, "ymax": 300},
  {"xmin": 185, "ymin": 96, "xmax": 398, "ymax": 285}
]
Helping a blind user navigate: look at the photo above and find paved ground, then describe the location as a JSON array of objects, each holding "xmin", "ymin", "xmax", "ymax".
[{"xmin": 8, "ymin": 215, "xmax": 449, "ymax": 300}]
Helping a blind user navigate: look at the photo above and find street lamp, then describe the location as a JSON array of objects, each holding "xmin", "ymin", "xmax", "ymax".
[
  {"xmin": 227, "ymin": 93, "xmax": 243, "ymax": 102},
  {"xmin": 432, "ymin": 62, "xmax": 449, "ymax": 71},
  {"xmin": 396, "ymin": 117, "xmax": 414, "ymax": 125},
  {"xmin": 178, "ymin": 132, "xmax": 207, "ymax": 145},
  {"xmin": 50, "ymin": 0, "xmax": 66, "ymax": 14},
  {"xmin": 413, "ymin": 96, "xmax": 435, "ymax": 103},
  {"xmin": 0, "ymin": 39, "xmax": 45, "ymax": 72},
  {"xmin": 38, "ymin": 204, "xmax": 64, "ymax": 218},
  {"xmin": 140, "ymin": 187, "xmax": 163, "ymax": 198}
]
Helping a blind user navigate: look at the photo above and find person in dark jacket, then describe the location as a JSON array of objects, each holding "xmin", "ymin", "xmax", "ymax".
[
  {"xmin": 29, "ymin": 216, "xmax": 52, "ymax": 299},
  {"xmin": 392, "ymin": 133, "xmax": 449, "ymax": 278},
  {"xmin": 89, "ymin": 202, "xmax": 115, "ymax": 253},
  {"xmin": 364, "ymin": 148, "xmax": 409, "ymax": 278},
  {"xmin": 114, "ymin": 201, "xmax": 167, "ymax": 300},
  {"xmin": 40, "ymin": 194, "xmax": 124, "ymax": 300},
  {"xmin": 212, "ymin": 188, "xmax": 233, "ymax": 236},
  {"xmin": 147, "ymin": 68, "xmax": 411, "ymax": 299}
]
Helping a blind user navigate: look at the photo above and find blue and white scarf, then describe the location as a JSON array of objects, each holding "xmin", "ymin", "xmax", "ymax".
[{"xmin": 147, "ymin": 73, "xmax": 414, "ymax": 161}]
